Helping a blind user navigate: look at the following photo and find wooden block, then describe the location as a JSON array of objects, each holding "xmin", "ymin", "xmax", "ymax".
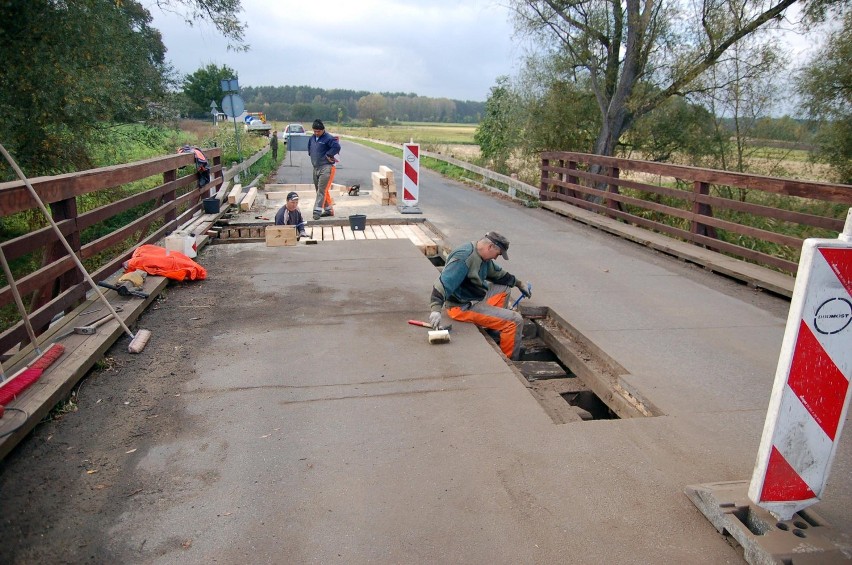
[
  {"xmin": 251, "ymin": 227, "xmax": 263, "ymax": 238},
  {"xmin": 228, "ymin": 183, "xmax": 243, "ymax": 204},
  {"xmin": 240, "ymin": 186, "xmax": 258, "ymax": 211},
  {"xmin": 265, "ymin": 225, "xmax": 297, "ymax": 246},
  {"xmin": 379, "ymin": 166, "xmax": 396, "ymax": 193}
]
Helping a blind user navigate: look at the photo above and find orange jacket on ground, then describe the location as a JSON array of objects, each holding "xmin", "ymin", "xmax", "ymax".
[{"xmin": 126, "ymin": 245, "xmax": 207, "ymax": 281}]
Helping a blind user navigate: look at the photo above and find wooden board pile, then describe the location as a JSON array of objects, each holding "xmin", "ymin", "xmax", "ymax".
[{"xmin": 371, "ymin": 166, "xmax": 397, "ymax": 206}]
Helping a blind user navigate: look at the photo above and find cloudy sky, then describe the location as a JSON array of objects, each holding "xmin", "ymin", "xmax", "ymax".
[
  {"xmin": 151, "ymin": 0, "xmax": 522, "ymax": 102},
  {"xmin": 149, "ymin": 0, "xmax": 823, "ymax": 105}
]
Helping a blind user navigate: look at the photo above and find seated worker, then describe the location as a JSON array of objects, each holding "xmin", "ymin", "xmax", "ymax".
[
  {"xmin": 274, "ymin": 191, "xmax": 309, "ymax": 238},
  {"xmin": 428, "ymin": 231, "xmax": 532, "ymax": 360}
]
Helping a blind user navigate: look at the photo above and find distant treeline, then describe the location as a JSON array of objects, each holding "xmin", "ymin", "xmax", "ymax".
[{"xmin": 239, "ymin": 85, "xmax": 485, "ymax": 124}]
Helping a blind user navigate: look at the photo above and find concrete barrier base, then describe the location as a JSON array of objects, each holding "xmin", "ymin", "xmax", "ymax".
[{"xmin": 685, "ymin": 480, "xmax": 851, "ymax": 564}]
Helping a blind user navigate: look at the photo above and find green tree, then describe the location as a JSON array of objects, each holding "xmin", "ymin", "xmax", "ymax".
[
  {"xmin": 692, "ymin": 36, "xmax": 785, "ymax": 174},
  {"xmin": 0, "ymin": 0, "xmax": 171, "ymax": 176},
  {"xmin": 356, "ymin": 94, "xmax": 389, "ymax": 126},
  {"xmin": 626, "ymin": 96, "xmax": 716, "ymax": 164},
  {"xmin": 797, "ymin": 10, "xmax": 852, "ymax": 183},
  {"xmin": 182, "ymin": 64, "xmax": 238, "ymax": 118},
  {"xmin": 151, "ymin": 0, "xmax": 247, "ymax": 49},
  {"xmin": 510, "ymin": 0, "xmax": 805, "ymax": 157},
  {"xmin": 475, "ymin": 77, "xmax": 521, "ymax": 173}
]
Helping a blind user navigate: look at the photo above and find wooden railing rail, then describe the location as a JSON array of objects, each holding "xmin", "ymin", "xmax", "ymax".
[
  {"xmin": 0, "ymin": 149, "xmax": 223, "ymax": 358},
  {"xmin": 540, "ymin": 151, "xmax": 852, "ymax": 273}
]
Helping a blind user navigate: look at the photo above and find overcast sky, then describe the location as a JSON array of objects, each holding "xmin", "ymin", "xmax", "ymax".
[
  {"xmin": 149, "ymin": 1, "xmax": 823, "ymax": 106},
  {"xmin": 151, "ymin": 0, "xmax": 521, "ymax": 102}
]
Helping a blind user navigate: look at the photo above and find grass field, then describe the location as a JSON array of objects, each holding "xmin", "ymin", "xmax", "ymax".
[{"xmin": 300, "ymin": 122, "xmax": 479, "ymax": 146}]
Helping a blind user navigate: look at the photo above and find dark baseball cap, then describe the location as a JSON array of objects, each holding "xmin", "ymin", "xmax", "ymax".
[
  {"xmin": 286, "ymin": 191, "xmax": 299, "ymax": 201},
  {"xmin": 484, "ymin": 231, "xmax": 509, "ymax": 260}
]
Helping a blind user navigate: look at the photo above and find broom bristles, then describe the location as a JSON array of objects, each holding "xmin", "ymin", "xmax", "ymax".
[
  {"xmin": 29, "ymin": 343, "xmax": 65, "ymax": 370},
  {"xmin": 0, "ymin": 343, "xmax": 65, "ymax": 406},
  {"xmin": 0, "ymin": 368, "xmax": 44, "ymax": 405},
  {"xmin": 128, "ymin": 329, "xmax": 151, "ymax": 354}
]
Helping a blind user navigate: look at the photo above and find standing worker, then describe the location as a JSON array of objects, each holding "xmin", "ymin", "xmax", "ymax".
[
  {"xmin": 307, "ymin": 119, "xmax": 340, "ymax": 220},
  {"xmin": 270, "ymin": 130, "xmax": 278, "ymax": 161},
  {"xmin": 428, "ymin": 232, "xmax": 532, "ymax": 360}
]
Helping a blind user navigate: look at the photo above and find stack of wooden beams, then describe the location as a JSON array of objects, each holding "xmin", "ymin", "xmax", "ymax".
[{"xmin": 371, "ymin": 166, "xmax": 397, "ymax": 206}]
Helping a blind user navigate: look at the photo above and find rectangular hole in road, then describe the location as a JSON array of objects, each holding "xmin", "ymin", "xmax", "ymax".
[{"xmin": 504, "ymin": 306, "xmax": 662, "ymax": 424}]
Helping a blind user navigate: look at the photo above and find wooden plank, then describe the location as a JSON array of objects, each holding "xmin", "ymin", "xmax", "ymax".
[
  {"xmin": 372, "ymin": 225, "xmax": 387, "ymax": 240},
  {"xmin": 514, "ymin": 360, "xmax": 569, "ymax": 381},
  {"xmin": 381, "ymin": 225, "xmax": 399, "ymax": 238},
  {"xmin": 265, "ymin": 226, "xmax": 297, "ymax": 246},
  {"xmin": 342, "ymin": 226, "xmax": 355, "ymax": 240},
  {"xmin": 240, "ymin": 186, "xmax": 258, "ymax": 211},
  {"xmin": 408, "ymin": 224, "xmax": 438, "ymax": 255},
  {"xmin": 392, "ymin": 225, "xmax": 420, "ymax": 250},
  {"xmin": 363, "ymin": 226, "xmax": 377, "ymax": 240},
  {"xmin": 321, "ymin": 226, "xmax": 333, "ymax": 241},
  {"xmin": 353, "ymin": 229, "xmax": 367, "ymax": 240},
  {"xmin": 399, "ymin": 224, "xmax": 428, "ymax": 254},
  {"xmin": 227, "ymin": 183, "xmax": 242, "ymax": 204}
]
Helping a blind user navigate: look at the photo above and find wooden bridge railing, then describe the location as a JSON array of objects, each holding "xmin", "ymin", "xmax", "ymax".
[
  {"xmin": 540, "ymin": 151, "xmax": 852, "ymax": 273},
  {"xmin": 0, "ymin": 149, "xmax": 223, "ymax": 358}
]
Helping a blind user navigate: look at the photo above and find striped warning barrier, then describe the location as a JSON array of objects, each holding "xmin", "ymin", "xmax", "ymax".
[
  {"xmin": 749, "ymin": 209, "xmax": 852, "ymax": 520},
  {"xmin": 402, "ymin": 143, "xmax": 420, "ymax": 207}
]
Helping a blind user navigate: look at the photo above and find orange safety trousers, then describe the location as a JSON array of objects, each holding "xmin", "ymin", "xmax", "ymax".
[
  {"xmin": 446, "ymin": 288, "xmax": 523, "ymax": 359},
  {"xmin": 323, "ymin": 166, "xmax": 335, "ymax": 209}
]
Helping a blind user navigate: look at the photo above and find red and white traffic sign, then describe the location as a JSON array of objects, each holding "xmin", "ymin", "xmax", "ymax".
[
  {"xmin": 402, "ymin": 143, "xmax": 420, "ymax": 206},
  {"xmin": 749, "ymin": 211, "xmax": 852, "ymax": 520}
]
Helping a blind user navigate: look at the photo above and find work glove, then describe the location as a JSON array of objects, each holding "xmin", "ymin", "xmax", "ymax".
[
  {"xmin": 516, "ymin": 280, "xmax": 532, "ymax": 299},
  {"xmin": 118, "ymin": 269, "xmax": 146, "ymax": 289},
  {"xmin": 429, "ymin": 311, "xmax": 442, "ymax": 330}
]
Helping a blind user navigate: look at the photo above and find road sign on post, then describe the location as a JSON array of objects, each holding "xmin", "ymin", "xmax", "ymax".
[
  {"xmin": 399, "ymin": 142, "xmax": 421, "ymax": 214},
  {"xmin": 749, "ymin": 208, "xmax": 852, "ymax": 520}
]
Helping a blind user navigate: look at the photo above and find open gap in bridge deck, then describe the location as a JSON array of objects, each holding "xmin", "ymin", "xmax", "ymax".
[
  {"xmin": 211, "ymin": 222, "xmax": 445, "ymax": 258},
  {"xmin": 492, "ymin": 305, "xmax": 663, "ymax": 424}
]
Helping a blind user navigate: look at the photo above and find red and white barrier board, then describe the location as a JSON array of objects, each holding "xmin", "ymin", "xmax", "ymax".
[
  {"xmin": 749, "ymin": 210, "xmax": 852, "ymax": 520},
  {"xmin": 402, "ymin": 143, "xmax": 420, "ymax": 207}
]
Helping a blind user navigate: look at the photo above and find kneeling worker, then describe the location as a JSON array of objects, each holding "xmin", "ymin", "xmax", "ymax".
[
  {"xmin": 429, "ymin": 232, "xmax": 532, "ymax": 360},
  {"xmin": 274, "ymin": 191, "xmax": 308, "ymax": 238}
]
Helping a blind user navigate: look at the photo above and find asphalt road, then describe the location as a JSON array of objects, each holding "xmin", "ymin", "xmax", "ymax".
[{"xmin": 1, "ymin": 139, "xmax": 848, "ymax": 564}]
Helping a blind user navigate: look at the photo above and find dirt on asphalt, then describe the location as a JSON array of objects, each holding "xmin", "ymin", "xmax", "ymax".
[{"xmin": 0, "ymin": 249, "xmax": 237, "ymax": 564}]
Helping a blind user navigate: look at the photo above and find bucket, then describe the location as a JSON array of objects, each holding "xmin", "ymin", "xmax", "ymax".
[
  {"xmin": 349, "ymin": 214, "xmax": 366, "ymax": 231},
  {"xmin": 202, "ymin": 197, "xmax": 220, "ymax": 214}
]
